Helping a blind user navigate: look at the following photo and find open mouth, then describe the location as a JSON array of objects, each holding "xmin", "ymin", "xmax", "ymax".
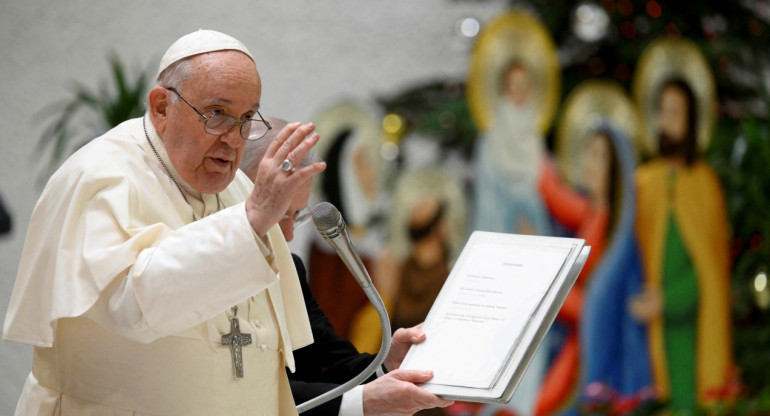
[{"xmin": 207, "ymin": 157, "xmax": 231, "ymax": 169}]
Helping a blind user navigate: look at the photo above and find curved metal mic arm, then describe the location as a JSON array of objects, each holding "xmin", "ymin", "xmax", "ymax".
[
  {"xmin": 298, "ymin": 201, "xmax": 393, "ymax": 413},
  {"xmin": 296, "ymin": 285, "xmax": 391, "ymax": 413}
]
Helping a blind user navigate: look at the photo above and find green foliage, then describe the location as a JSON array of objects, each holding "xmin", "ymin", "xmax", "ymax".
[
  {"xmin": 377, "ymin": 80, "xmax": 478, "ymax": 159},
  {"xmin": 35, "ymin": 53, "xmax": 150, "ymax": 177},
  {"xmin": 708, "ymin": 100, "xmax": 770, "ymax": 395},
  {"xmin": 521, "ymin": 0, "xmax": 770, "ymax": 118}
]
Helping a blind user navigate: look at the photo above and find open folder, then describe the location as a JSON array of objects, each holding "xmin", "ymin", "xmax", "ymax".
[{"xmin": 399, "ymin": 231, "xmax": 590, "ymax": 403}]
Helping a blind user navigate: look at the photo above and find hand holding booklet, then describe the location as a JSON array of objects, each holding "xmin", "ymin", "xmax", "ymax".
[{"xmin": 399, "ymin": 231, "xmax": 590, "ymax": 403}]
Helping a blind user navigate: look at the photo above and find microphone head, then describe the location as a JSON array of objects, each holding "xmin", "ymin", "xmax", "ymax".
[{"xmin": 311, "ymin": 202, "xmax": 342, "ymax": 233}]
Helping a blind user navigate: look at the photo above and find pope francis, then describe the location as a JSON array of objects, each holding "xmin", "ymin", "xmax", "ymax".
[{"xmin": 3, "ymin": 30, "xmax": 327, "ymax": 415}]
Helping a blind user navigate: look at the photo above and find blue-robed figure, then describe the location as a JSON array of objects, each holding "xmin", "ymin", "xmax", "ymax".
[{"xmin": 579, "ymin": 122, "xmax": 652, "ymax": 404}]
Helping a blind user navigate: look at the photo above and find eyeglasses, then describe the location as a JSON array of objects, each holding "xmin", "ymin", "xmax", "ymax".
[
  {"xmin": 166, "ymin": 87, "xmax": 271, "ymax": 141},
  {"xmin": 283, "ymin": 205, "xmax": 311, "ymax": 228}
]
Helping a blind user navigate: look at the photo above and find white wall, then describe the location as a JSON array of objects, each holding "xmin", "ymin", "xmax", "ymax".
[{"xmin": 0, "ymin": 0, "xmax": 507, "ymax": 411}]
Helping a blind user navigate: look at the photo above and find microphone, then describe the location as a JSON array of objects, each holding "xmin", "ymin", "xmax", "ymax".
[
  {"xmin": 295, "ymin": 202, "xmax": 391, "ymax": 414},
  {"xmin": 311, "ymin": 202, "xmax": 373, "ymax": 289}
]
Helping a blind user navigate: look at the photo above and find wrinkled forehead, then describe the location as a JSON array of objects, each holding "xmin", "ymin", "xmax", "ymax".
[{"xmin": 177, "ymin": 52, "xmax": 262, "ymax": 107}]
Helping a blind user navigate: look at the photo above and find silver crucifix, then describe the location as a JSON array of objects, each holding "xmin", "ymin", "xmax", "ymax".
[{"xmin": 221, "ymin": 305, "xmax": 252, "ymax": 378}]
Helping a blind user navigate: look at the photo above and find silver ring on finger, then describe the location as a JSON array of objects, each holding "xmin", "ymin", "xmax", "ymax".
[{"xmin": 281, "ymin": 159, "xmax": 295, "ymax": 172}]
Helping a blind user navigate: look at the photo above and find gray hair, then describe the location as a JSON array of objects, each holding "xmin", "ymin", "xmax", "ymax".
[
  {"xmin": 156, "ymin": 58, "xmax": 197, "ymax": 96},
  {"xmin": 240, "ymin": 117, "xmax": 320, "ymax": 180}
]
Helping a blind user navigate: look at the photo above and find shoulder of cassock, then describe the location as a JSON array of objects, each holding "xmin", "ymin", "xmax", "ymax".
[{"xmin": 2, "ymin": 117, "xmax": 312, "ymax": 350}]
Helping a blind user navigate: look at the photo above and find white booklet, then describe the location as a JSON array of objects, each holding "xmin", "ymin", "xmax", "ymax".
[{"xmin": 399, "ymin": 231, "xmax": 590, "ymax": 403}]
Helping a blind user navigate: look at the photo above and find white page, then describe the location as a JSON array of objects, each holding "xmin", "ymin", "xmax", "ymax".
[
  {"xmin": 416, "ymin": 245, "xmax": 591, "ymax": 402},
  {"xmin": 401, "ymin": 233, "xmax": 572, "ymax": 388}
]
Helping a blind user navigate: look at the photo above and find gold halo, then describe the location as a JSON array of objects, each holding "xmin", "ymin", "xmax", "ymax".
[
  {"xmin": 632, "ymin": 37, "xmax": 717, "ymax": 156},
  {"xmin": 467, "ymin": 10, "xmax": 561, "ymax": 134},
  {"xmin": 310, "ymin": 100, "xmax": 384, "ymax": 197},
  {"xmin": 387, "ymin": 167, "xmax": 468, "ymax": 264},
  {"xmin": 555, "ymin": 79, "xmax": 641, "ymax": 186}
]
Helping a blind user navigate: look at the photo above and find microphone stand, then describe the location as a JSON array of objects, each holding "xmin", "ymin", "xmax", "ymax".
[
  {"xmin": 297, "ymin": 204, "xmax": 392, "ymax": 414},
  {"xmin": 296, "ymin": 284, "xmax": 391, "ymax": 413}
]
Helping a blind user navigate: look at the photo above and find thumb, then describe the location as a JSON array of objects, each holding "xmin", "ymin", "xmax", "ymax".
[
  {"xmin": 392, "ymin": 327, "xmax": 426, "ymax": 345},
  {"xmin": 388, "ymin": 369, "xmax": 434, "ymax": 383}
]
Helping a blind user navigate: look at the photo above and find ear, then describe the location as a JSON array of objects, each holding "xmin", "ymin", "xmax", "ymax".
[{"xmin": 148, "ymin": 86, "xmax": 171, "ymax": 135}]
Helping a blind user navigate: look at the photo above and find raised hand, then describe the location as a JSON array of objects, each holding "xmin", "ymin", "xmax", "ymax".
[{"xmin": 246, "ymin": 122, "xmax": 325, "ymax": 236}]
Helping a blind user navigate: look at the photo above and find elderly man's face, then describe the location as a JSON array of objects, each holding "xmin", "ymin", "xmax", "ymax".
[{"xmin": 163, "ymin": 51, "xmax": 262, "ymax": 194}]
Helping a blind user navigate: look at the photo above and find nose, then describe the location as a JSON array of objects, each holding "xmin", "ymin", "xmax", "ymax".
[{"xmin": 219, "ymin": 124, "xmax": 244, "ymax": 148}]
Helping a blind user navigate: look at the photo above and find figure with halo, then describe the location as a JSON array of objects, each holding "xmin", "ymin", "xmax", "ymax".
[
  {"xmin": 628, "ymin": 38, "xmax": 733, "ymax": 411},
  {"xmin": 348, "ymin": 167, "xmax": 467, "ymax": 361},
  {"xmin": 534, "ymin": 80, "xmax": 644, "ymax": 415},
  {"xmin": 466, "ymin": 11, "xmax": 561, "ymax": 416},
  {"xmin": 306, "ymin": 101, "xmax": 387, "ymax": 340},
  {"xmin": 467, "ymin": 10, "xmax": 560, "ymax": 240}
]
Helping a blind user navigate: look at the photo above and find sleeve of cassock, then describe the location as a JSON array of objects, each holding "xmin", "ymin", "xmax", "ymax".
[
  {"xmin": 83, "ymin": 202, "xmax": 279, "ymax": 343},
  {"xmin": 3, "ymin": 141, "xmax": 279, "ymax": 347}
]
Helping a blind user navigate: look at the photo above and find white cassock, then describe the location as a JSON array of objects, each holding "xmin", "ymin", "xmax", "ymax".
[{"xmin": 3, "ymin": 115, "xmax": 313, "ymax": 415}]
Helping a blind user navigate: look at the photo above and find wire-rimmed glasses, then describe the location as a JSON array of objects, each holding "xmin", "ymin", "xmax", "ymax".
[{"xmin": 166, "ymin": 87, "xmax": 271, "ymax": 141}]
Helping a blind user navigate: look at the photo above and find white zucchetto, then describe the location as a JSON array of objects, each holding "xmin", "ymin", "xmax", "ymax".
[{"xmin": 157, "ymin": 29, "xmax": 254, "ymax": 79}]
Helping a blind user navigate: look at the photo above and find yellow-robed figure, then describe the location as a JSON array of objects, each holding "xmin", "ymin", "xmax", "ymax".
[{"xmin": 631, "ymin": 38, "xmax": 733, "ymax": 410}]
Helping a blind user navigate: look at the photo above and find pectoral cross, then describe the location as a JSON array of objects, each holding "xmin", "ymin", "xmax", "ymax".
[{"xmin": 222, "ymin": 305, "xmax": 252, "ymax": 378}]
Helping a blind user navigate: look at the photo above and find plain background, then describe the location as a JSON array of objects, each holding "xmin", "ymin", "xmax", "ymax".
[{"xmin": 0, "ymin": 0, "xmax": 509, "ymax": 412}]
